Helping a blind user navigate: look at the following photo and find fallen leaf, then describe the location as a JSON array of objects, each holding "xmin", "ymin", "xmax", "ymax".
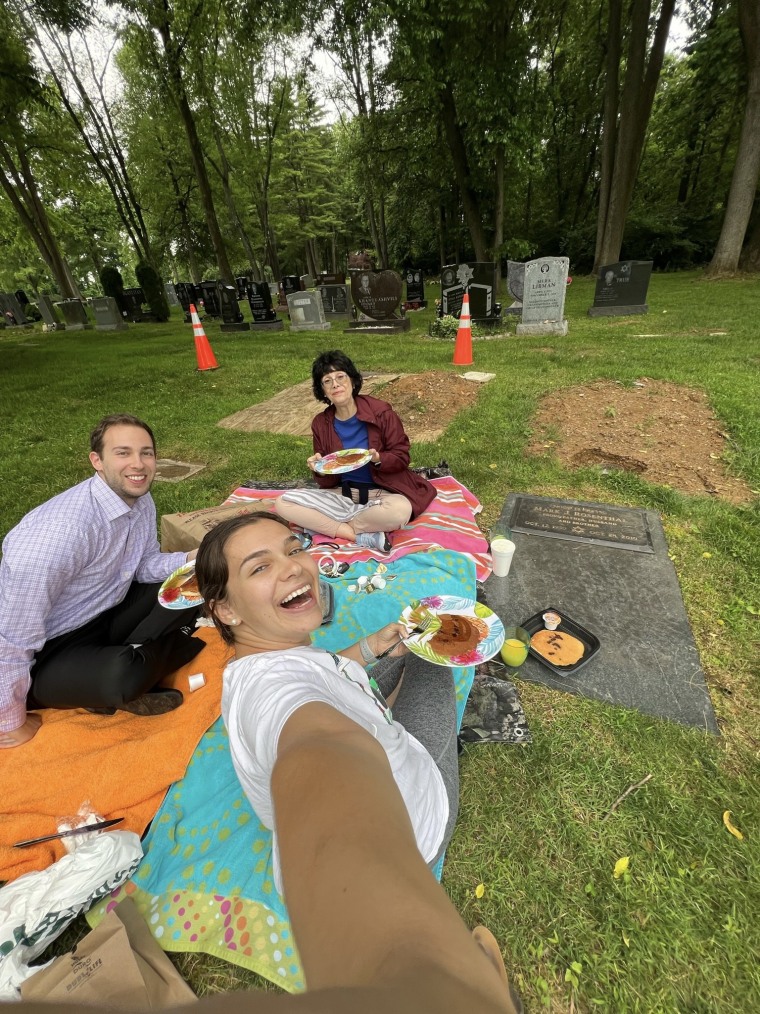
[
  {"xmin": 723, "ymin": 811, "xmax": 744, "ymax": 841},
  {"xmin": 702, "ymin": 552, "xmax": 712, "ymax": 559},
  {"xmin": 489, "ymin": 464, "xmax": 497, "ymax": 470},
  {"xmin": 613, "ymin": 856, "xmax": 630, "ymax": 879},
  {"xmin": 475, "ymin": 883, "xmax": 485, "ymax": 898}
]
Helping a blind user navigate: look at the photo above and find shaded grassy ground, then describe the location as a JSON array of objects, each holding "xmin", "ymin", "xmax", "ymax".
[{"xmin": 1, "ymin": 271, "xmax": 758, "ymax": 1012}]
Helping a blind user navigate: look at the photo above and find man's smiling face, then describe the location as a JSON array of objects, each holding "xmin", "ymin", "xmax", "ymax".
[{"xmin": 89, "ymin": 423, "xmax": 157, "ymax": 505}]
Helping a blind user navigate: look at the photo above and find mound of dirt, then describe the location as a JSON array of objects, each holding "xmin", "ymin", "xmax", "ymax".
[
  {"xmin": 376, "ymin": 372, "xmax": 480, "ymax": 443},
  {"xmin": 528, "ymin": 379, "xmax": 753, "ymax": 504}
]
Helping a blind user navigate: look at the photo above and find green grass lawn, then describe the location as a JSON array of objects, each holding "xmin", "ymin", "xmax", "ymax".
[{"xmin": 2, "ymin": 271, "xmax": 758, "ymax": 1012}]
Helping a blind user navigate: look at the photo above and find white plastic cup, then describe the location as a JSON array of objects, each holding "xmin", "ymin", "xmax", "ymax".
[{"xmin": 490, "ymin": 537, "xmax": 516, "ymax": 577}]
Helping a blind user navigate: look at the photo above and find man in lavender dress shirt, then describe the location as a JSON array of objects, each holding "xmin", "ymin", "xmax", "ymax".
[{"xmin": 0, "ymin": 414, "xmax": 205, "ymax": 749}]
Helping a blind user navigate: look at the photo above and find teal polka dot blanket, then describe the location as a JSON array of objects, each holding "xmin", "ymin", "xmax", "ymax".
[{"xmin": 87, "ymin": 549, "xmax": 477, "ymax": 992}]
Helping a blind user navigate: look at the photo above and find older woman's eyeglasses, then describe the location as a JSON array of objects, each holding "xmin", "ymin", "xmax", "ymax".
[{"xmin": 322, "ymin": 372, "xmax": 349, "ymax": 390}]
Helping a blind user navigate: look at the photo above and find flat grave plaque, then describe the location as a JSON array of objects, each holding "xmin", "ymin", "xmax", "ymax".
[
  {"xmin": 509, "ymin": 495, "xmax": 653, "ymax": 553},
  {"xmin": 486, "ymin": 493, "xmax": 717, "ymax": 732}
]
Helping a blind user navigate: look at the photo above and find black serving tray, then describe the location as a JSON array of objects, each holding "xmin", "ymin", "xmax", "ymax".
[{"xmin": 520, "ymin": 607, "xmax": 600, "ymax": 677}]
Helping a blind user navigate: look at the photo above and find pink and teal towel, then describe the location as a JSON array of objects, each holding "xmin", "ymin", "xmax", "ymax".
[{"xmin": 88, "ymin": 549, "xmax": 478, "ymax": 992}]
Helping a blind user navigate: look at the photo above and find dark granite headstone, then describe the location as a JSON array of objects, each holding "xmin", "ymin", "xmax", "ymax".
[
  {"xmin": 55, "ymin": 299, "xmax": 93, "ymax": 331},
  {"xmin": 2, "ymin": 291, "xmax": 30, "ymax": 325},
  {"xmin": 175, "ymin": 282, "xmax": 199, "ymax": 322},
  {"xmin": 247, "ymin": 281, "xmax": 282, "ymax": 330},
  {"xmin": 281, "ymin": 275, "xmax": 301, "ymax": 297},
  {"xmin": 164, "ymin": 282, "xmax": 180, "ymax": 306},
  {"xmin": 35, "ymin": 294, "xmax": 65, "ymax": 330},
  {"xmin": 218, "ymin": 283, "xmax": 249, "ymax": 331},
  {"xmin": 589, "ymin": 261, "xmax": 653, "ymax": 317},
  {"xmin": 404, "ymin": 269, "xmax": 426, "ymax": 308},
  {"xmin": 121, "ymin": 287, "xmax": 148, "ymax": 322},
  {"xmin": 348, "ymin": 270, "xmax": 409, "ymax": 332},
  {"xmin": 235, "ymin": 276, "xmax": 249, "ymax": 300},
  {"xmin": 440, "ymin": 262, "xmax": 501, "ymax": 323},
  {"xmin": 92, "ymin": 296, "xmax": 128, "ymax": 331},
  {"xmin": 485, "ymin": 493, "xmax": 718, "ymax": 732},
  {"xmin": 317, "ymin": 271, "xmax": 346, "ymax": 284},
  {"xmin": 200, "ymin": 281, "xmax": 222, "ymax": 318},
  {"xmin": 319, "ymin": 283, "xmax": 352, "ymax": 320}
]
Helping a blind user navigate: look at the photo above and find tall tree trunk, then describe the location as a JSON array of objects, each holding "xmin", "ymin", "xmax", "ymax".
[
  {"xmin": 155, "ymin": 13, "xmax": 234, "ymax": 285},
  {"xmin": 438, "ymin": 79, "xmax": 488, "ymax": 260},
  {"xmin": 493, "ymin": 148, "xmax": 505, "ymax": 289},
  {"xmin": 593, "ymin": 0, "xmax": 675, "ymax": 272},
  {"xmin": 706, "ymin": 0, "xmax": 760, "ymax": 275},
  {"xmin": 0, "ymin": 139, "xmax": 80, "ymax": 298}
]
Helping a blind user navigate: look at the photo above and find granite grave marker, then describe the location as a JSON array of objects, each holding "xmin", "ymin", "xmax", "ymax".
[
  {"xmin": 319, "ymin": 283, "xmax": 352, "ymax": 320},
  {"xmin": 35, "ymin": 294, "xmax": 65, "ymax": 330},
  {"xmin": 92, "ymin": 296, "xmax": 128, "ymax": 331},
  {"xmin": 348, "ymin": 270, "xmax": 409, "ymax": 333},
  {"xmin": 55, "ymin": 299, "xmax": 93, "ymax": 331},
  {"xmin": 247, "ymin": 281, "xmax": 282, "ymax": 330},
  {"xmin": 404, "ymin": 269, "xmax": 427, "ymax": 309},
  {"xmin": 588, "ymin": 260, "xmax": 653, "ymax": 317},
  {"xmin": 218, "ymin": 283, "xmax": 250, "ymax": 331},
  {"xmin": 287, "ymin": 290, "xmax": 331, "ymax": 331},
  {"xmin": 517, "ymin": 257, "xmax": 569, "ymax": 336},
  {"xmin": 485, "ymin": 493, "xmax": 718, "ymax": 732},
  {"xmin": 440, "ymin": 262, "xmax": 501, "ymax": 323},
  {"xmin": 505, "ymin": 261, "xmax": 525, "ymax": 315},
  {"xmin": 200, "ymin": 281, "xmax": 222, "ymax": 318}
]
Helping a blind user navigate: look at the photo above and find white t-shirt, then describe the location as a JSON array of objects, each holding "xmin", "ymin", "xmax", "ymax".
[{"xmin": 222, "ymin": 645, "xmax": 449, "ymax": 893}]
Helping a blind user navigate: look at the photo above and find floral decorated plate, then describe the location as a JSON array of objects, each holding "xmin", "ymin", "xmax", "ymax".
[
  {"xmin": 400, "ymin": 594, "xmax": 505, "ymax": 667},
  {"xmin": 158, "ymin": 562, "xmax": 203, "ymax": 609},
  {"xmin": 314, "ymin": 448, "xmax": 372, "ymax": 475}
]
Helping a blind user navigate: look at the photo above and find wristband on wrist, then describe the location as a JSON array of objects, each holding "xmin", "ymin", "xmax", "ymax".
[{"xmin": 359, "ymin": 636, "xmax": 378, "ymax": 665}]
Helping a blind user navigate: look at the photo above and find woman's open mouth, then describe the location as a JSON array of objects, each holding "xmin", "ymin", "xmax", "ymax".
[{"xmin": 280, "ymin": 584, "xmax": 316, "ymax": 610}]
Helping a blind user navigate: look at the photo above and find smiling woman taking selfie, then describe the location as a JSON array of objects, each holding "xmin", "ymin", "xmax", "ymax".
[
  {"xmin": 274, "ymin": 351, "xmax": 435, "ymax": 555},
  {"xmin": 194, "ymin": 512, "xmax": 520, "ymax": 1012}
]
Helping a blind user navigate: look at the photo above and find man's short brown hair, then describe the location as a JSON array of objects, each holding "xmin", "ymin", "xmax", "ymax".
[{"xmin": 89, "ymin": 414, "xmax": 156, "ymax": 457}]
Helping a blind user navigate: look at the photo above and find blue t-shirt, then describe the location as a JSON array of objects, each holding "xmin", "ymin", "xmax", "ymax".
[{"xmin": 333, "ymin": 414, "xmax": 374, "ymax": 484}]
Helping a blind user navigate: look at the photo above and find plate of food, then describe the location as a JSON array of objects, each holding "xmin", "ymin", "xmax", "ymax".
[
  {"xmin": 314, "ymin": 448, "xmax": 372, "ymax": 475},
  {"xmin": 520, "ymin": 607, "xmax": 600, "ymax": 676},
  {"xmin": 158, "ymin": 562, "xmax": 203, "ymax": 609},
  {"xmin": 399, "ymin": 595, "xmax": 505, "ymax": 667}
]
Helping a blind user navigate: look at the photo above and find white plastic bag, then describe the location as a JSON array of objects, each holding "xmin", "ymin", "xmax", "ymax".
[{"xmin": 0, "ymin": 829, "xmax": 142, "ymax": 999}]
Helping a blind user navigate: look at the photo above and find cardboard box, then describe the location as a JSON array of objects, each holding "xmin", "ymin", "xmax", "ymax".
[{"xmin": 160, "ymin": 502, "xmax": 274, "ymax": 553}]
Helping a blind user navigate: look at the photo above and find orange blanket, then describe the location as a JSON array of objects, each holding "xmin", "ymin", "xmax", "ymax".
[{"xmin": 0, "ymin": 628, "xmax": 229, "ymax": 882}]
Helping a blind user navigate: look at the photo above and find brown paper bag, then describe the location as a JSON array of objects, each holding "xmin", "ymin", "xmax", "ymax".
[
  {"xmin": 21, "ymin": 898, "xmax": 196, "ymax": 1008},
  {"xmin": 160, "ymin": 502, "xmax": 274, "ymax": 552}
]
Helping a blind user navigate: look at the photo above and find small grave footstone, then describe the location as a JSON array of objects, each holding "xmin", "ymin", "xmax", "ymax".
[
  {"xmin": 218, "ymin": 283, "xmax": 250, "ymax": 332},
  {"xmin": 485, "ymin": 493, "xmax": 718, "ymax": 732},
  {"xmin": 588, "ymin": 260, "xmax": 653, "ymax": 317},
  {"xmin": 55, "ymin": 299, "xmax": 93, "ymax": 331},
  {"xmin": 319, "ymin": 283, "xmax": 353, "ymax": 321},
  {"xmin": 516, "ymin": 257, "xmax": 569, "ymax": 336},
  {"xmin": 505, "ymin": 261, "xmax": 525, "ymax": 315},
  {"xmin": 154, "ymin": 459, "xmax": 206, "ymax": 482},
  {"xmin": 247, "ymin": 281, "xmax": 283, "ymax": 330},
  {"xmin": 348, "ymin": 270, "xmax": 409, "ymax": 333},
  {"xmin": 92, "ymin": 296, "xmax": 128, "ymax": 331},
  {"xmin": 404, "ymin": 269, "xmax": 427, "ymax": 309},
  {"xmin": 287, "ymin": 290, "xmax": 331, "ymax": 331}
]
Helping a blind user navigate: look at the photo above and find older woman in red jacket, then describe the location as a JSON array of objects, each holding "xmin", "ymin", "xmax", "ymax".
[{"xmin": 275, "ymin": 351, "xmax": 435, "ymax": 554}]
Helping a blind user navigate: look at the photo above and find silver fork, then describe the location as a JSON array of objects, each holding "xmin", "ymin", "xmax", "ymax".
[{"xmin": 374, "ymin": 614, "xmax": 435, "ymax": 661}]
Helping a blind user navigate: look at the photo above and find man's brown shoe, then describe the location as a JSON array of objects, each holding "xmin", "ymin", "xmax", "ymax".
[{"xmin": 119, "ymin": 689, "xmax": 183, "ymax": 716}]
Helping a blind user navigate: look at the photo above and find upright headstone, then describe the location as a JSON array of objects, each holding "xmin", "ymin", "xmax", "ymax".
[
  {"xmin": 268, "ymin": 282, "xmax": 280, "ymax": 300},
  {"xmin": 440, "ymin": 262, "xmax": 501, "ymax": 324},
  {"xmin": 92, "ymin": 296, "xmax": 128, "ymax": 331},
  {"xmin": 175, "ymin": 282, "xmax": 199, "ymax": 322},
  {"xmin": 122, "ymin": 287, "xmax": 147, "ymax": 322},
  {"xmin": 55, "ymin": 299, "xmax": 94, "ymax": 331},
  {"xmin": 348, "ymin": 270, "xmax": 409, "ymax": 333},
  {"xmin": 588, "ymin": 261, "xmax": 653, "ymax": 317},
  {"xmin": 35, "ymin": 294, "xmax": 65, "ymax": 331},
  {"xmin": 286, "ymin": 290, "xmax": 331, "ymax": 331},
  {"xmin": 165, "ymin": 282, "xmax": 181, "ymax": 307},
  {"xmin": 200, "ymin": 281, "xmax": 222, "ymax": 318},
  {"xmin": 404, "ymin": 269, "xmax": 427, "ymax": 309},
  {"xmin": 516, "ymin": 257, "xmax": 569, "ymax": 336},
  {"xmin": 247, "ymin": 281, "xmax": 283, "ymax": 330},
  {"xmin": 505, "ymin": 261, "xmax": 526, "ymax": 315},
  {"xmin": 300, "ymin": 273, "xmax": 315, "ymax": 290},
  {"xmin": 319, "ymin": 283, "xmax": 353, "ymax": 320},
  {"xmin": 218, "ymin": 283, "xmax": 250, "ymax": 331},
  {"xmin": 317, "ymin": 271, "xmax": 346, "ymax": 284},
  {"xmin": 281, "ymin": 275, "xmax": 301, "ymax": 297},
  {"xmin": 235, "ymin": 276, "xmax": 249, "ymax": 300},
  {"xmin": 2, "ymin": 291, "xmax": 30, "ymax": 325}
]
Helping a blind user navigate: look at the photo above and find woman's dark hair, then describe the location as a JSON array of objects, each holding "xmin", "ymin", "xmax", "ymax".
[
  {"xmin": 196, "ymin": 513, "xmax": 294, "ymax": 645},
  {"xmin": 311, "ymin": 350, "xmax": 363, "ymax": 404}
]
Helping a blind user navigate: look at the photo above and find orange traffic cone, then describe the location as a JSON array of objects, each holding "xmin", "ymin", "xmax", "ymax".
[
  {"xmin": 190, "ymin": 303, "xmax": 219, "ymax": 371},
  {"xmin": 452, "ymin": 292, "xmax": 473, "ymax": 366}
]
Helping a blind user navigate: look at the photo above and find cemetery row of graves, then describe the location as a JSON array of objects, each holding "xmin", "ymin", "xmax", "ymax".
[{"xmin": 0, "ymin": 258, "xmax": 654, "ymax": 335}]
